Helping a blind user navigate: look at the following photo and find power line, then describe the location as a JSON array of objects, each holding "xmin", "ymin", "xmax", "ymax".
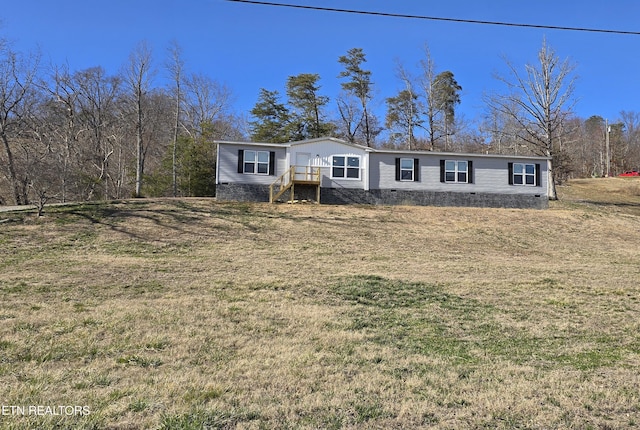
[{"xmin": 224, "ymin": 0, "xmax": 640, "ymax": 36}]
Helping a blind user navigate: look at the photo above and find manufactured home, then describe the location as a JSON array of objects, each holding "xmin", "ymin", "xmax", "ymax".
[{"xmin": 215, "ymin": 137, "xmax": 550, "ymax": 209}]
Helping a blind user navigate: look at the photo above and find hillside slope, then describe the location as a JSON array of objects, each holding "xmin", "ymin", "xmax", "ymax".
[{"xmin": 0, "ymin": 178, "xmax": 639, "ymax": 429}]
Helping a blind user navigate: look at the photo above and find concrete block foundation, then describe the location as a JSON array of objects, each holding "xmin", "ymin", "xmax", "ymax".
[{"xmin": 216, "ymin": 183, "xmax": 548, "ymax": 209}]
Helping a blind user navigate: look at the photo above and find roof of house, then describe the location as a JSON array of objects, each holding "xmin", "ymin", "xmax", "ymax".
[
  {"xmin": 374, "ymin": 147, "xmax": 551, "ymax": 161},
  {"xmin": 214, "ymin": 137, "xmax": 370, "ymax": 150},
  {"xmin": 214, "ymin": 137, "xmax": 551, "ymax": 161}
]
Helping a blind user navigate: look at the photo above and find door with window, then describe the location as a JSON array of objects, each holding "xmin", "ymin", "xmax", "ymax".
[{"xmin": 295, "ymin": 152, "xmax": 311, "ymax": 181}]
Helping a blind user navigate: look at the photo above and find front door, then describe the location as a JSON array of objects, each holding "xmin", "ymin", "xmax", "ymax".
[{"xmin": 295, "ymin": 152, "xmax": 311, "ymax": 181}]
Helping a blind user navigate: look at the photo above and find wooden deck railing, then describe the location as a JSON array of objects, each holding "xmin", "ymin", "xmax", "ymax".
[
  {"xmin": 269, "ymin": 165, "xmax": 321, "ymax": 203},
  {"xmin": 269, "ymin": 166, "xmax": 295, "ymax": 203},
  {"xmin": 294, "ymin": 165, "xmax": 321, "ymax": 183}
]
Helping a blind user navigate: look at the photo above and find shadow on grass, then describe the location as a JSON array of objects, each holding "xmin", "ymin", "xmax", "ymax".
[
  {"xmin": 566, "ymin": 199, "xmax": 640, "ymax": 216},
  {"xmin": 53, "ymin": 199, "xmax": 281, "ymax": 245}
]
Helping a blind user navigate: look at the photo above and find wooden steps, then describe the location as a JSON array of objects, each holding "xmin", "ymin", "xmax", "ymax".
[{"xmin": 269, "ymin": 166, "xmax": 321, "ymax": 203}]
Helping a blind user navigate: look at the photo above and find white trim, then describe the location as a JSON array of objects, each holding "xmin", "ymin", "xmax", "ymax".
[
  {"xmin": 512, "ymin": 162, "xmax": 537, "ymax": 186},
  {"xmin": 214, "ymin": 140, "xmax": 285, "ymax": 149},
  {"xmin": 399, "ymin": 158, "xmax": 415, "ymax": 182},
  {"xmin": 215, "ymin": 142, "xmax": 220, "ymax": 185},
  {"xmin": 330, "ymin": 155, "xmax": 362, "ymax": 180},
  {"xmin": 363, "ymin": 152, "xmax": 369, "ymax": 191},
  {"xmin": 243, "ymin": 150, "xmax": 270, "ymax": 176},
  {"xmin": 444, "ymin": 159, "xmax": 469, "ymax": 184}
]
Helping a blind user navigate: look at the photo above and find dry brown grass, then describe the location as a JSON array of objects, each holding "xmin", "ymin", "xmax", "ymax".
[{"xmin": 1, "ymin": 178, "xmax": 640, "ymax": 429}]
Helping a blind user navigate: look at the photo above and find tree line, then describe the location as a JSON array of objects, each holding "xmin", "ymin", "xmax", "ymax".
[
  {"xmin": 249, "ymin": 46, "xmax": 464, "ymax": 152},
  {"xmin": 0, "ymin": 39, "xmax": 242, "ymax": 210},
  {"xmin": 248, "ymin": 40, "xmax": 640, "ymax": 200},
  {"xmin": 1, "ymin": 37, "xmax": 639, "ymax": 208}
]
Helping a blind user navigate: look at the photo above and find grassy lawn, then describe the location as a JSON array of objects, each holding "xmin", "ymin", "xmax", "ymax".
[{"xmin": 1, "ymin": 178, "xmax": 640, "ymax": 429}]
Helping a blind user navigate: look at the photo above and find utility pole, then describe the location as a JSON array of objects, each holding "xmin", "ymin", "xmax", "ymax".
[{"xmin": 605, "ymin": 119, "xmax": 611, "ymax": 177}]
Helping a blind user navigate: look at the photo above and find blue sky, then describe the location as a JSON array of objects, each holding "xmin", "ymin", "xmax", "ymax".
[{"xmin": 2, "ymin": 0, "xmax": 640, "ymax": 133}]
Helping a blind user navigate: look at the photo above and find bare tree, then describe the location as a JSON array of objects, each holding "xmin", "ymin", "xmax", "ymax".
[
  {"xmin": 486, "ymin": 38, "xmax": 577, "ymax": 200},
  {"xmin": 75, "ymin": 67, "xmax": 122, "ymax": 199},
  {"xmin": 166, "ymin": 41, "xmax": 184, "ymax": 197},
  {"xmin": 391, "ymin": 62, "xmax": 421, "ymax": 149},
  {"xmin": 584, "ymin": 116, "xmax": 609, "ymax": 177},
  {"xmin": 38, "ymin": 64, "xmax": 125, "ymax": 202},
  {"xmin": 482, "ymin": 100, "xmax": 531, "ymax": 155},
  {"xmin": 335, "ymin": 94, "xmax": 361, "ymax": 143},
  {"xmin": 183, "ymin": 73, "xmax": 231, "ymax": 137},
  {"xmin": 123, "ymin": 41, "xmax": 154, "ymax": 198},
  {"xmin": 418, "ymin": 44, "xmax": 440, "ymax": 151},
  {"xmin": 41, "ymin": 64, "xmax": 77, "ymax": 203},
  {"xmin": 0, "ymin": 41, "xmax": 40, "ymax": 205},
  {"xmin": 619, "ymin": 111, "xmax": 640, "ymax": 171}
]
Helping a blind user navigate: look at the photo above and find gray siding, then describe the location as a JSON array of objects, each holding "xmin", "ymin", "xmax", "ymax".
[
  {"xmin": 215, "ymin": 139, "xmax": 550, "ymax": 208},
  {"xmin": 217, "ymin": 143, "xmax": 287, "ymax": 185},
  {"xmin": 370, "ymin": 153, "xmax": 548, "ymax": 197},
  {"xmin": 217, "ymin": 141, "xmax": 367, "ymax": 190}
]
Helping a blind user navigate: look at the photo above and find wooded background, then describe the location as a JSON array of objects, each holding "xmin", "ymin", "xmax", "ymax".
[{"xmin": 1, "ymin": 38, "xmax": 638, "ymax": 207}]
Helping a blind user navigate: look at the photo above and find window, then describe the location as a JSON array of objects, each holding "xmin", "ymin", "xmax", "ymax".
[
  {"xmin": 395, "ymin": 158, "xmax": 420, "ymax": 182},
  {"xmin": 509, "ymin": 163, "xmax": 540, "ymax": 186},
  {"xmin": 238, "ymin": 149, "xmax": 275, "ymax": 176},
  {"xmin": 441, "ymin": 160, "xmax": 471, "ymax": 183},
  {"xmin": 332, "ymin": 156, "xmax": 360, "ymax": 179},
  {"xmin": 400, "ymin": 158, "xmax": 414, "ymax": 181},
  {"xmin": 244, "ymin": 150, "xmax": 269, "ymax": 174}
]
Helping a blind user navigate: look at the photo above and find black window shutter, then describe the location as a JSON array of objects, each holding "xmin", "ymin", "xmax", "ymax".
[
  {"xmin": 414, "ymin": 158, "xmax": 420, "ymax": 182},
  {"xmin": 395, "ymin": 158, "xmax": 401, "ymax": 181},
  {"xmin": 468, "ymin": 160, "xmax": 473, "ymax": 183},
  {"xmin": 508, "ymin": 162, "xmax": 513, "ymax": 185},
  {"xmin": 269, "ymin": 151, "xmax": 276, "ymax": 176},
  {"xmin": 440, "ymin": 160, "xmax": 445, "ymax": 183},
  {"xmin": 237, "ymin": 150, "xmax": 244, "ymax": 173},
  {"xmin": 535, "ymin": 163, "xmax": 541, "ymax": 187}
]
